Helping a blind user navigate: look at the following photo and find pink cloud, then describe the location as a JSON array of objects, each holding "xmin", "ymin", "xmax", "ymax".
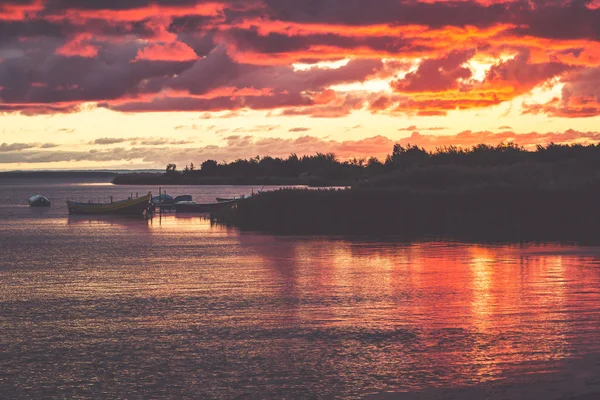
[
  {"xmin": 135, "ymin": 41, "xmax": 198, "ymax": 62},
  {"xmin": 55, "ymin": 34, "xmax": 99, "ymax": 58},
  {"xmin": 0, "ymin": 0, "xmax": 44, "ymax": 21},
  {"xmin": 586, "ymin": 0, "xmax": 600, "ymax": 10}
]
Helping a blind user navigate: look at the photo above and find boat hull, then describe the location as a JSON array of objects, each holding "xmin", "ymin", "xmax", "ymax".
[
  {"xmin": 216, "ymin": 196, "xmax": 246, "ymax": 202},
  {"xmin": 67, "ymin": 193, "xmax": 151, "ymax": 215},
  {"xmin": 30, "ymin": 200, "xmax": 51, "ymax": 207},
  {"xmin": 175, "ymin": 200, "xmax": 236, "ymax": 213},
  {"xmin": 28, "ymin": 195, "xmax": 51, "ymax": 207}
]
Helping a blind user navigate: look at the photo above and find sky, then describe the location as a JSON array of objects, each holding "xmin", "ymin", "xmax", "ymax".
[{"xmin": 1, "ymin": 0, "xmax": 600, "ymax": 170}]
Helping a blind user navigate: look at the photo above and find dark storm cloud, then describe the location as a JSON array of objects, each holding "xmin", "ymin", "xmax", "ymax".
[
  {"xmin": 392, "ymin": 50, "xmax": 476, "ymax": 93},
  {"xmin": 0, "ymin": 52, "xmax": 195, "ymax": 105},
  {"xmin": 1, "ymin": 0, "xmax": 600, "ymax": 117},
  {"xmin": 262, "ymin": 0, "xmax": 513, "ymax": 27}
]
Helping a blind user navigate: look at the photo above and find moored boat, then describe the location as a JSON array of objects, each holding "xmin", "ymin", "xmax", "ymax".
[
  {"xmin": 216, "ymin": 187, "xmax": 263, "ymax": 202},
  {"xmin": 28, "ymin": 195, "xmax": 51, "ymax": 207},
  {"xmin": 66, "ymin": 192, "xmax": 151, "ymax": 215},
  {"xmin": 151, "ymin": 194, "xmax": 174, "ymax": 205},
  {"xmin": 175, "ymin": 199, "xmax": 236, "ymax": 213},
  {"xmin": 174, "ymin": 195, "xmax": 192, "ymax": 203},
  {"xmin": 216, "ymin": 195, "xmax": 247, "ymax": 202}
]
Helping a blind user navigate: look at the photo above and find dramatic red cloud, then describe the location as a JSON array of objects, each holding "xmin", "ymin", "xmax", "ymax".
[
  {"xmin": 587, "ymin": 0, "xmax": 600, "ymax": 9},
  {"xmin": 0, "ymin": 0, "xmax": 44, "ymax": 21},
  {"xmin": 217, "ymin": 23, "xmax": 518, "ymax": 66},
  {"xmin": 55, "ymin": 34, "xmax": 99, "ymax": 58},
  {"xmin": 54, "ymin": 3, "xmax": 229, "ymax": 22},
  {"xmin": 1, "ymin": 0, "xmax": 600, "ymax": 121},
  {"xmin": 379, "ymin": 49, "xmax": 571, "ymax": 115},
  {"xmin": 199, "ymin": 87, "xmax": 275, "ymax": 99},
  {"xmin": 392, "ymin": 50, "xmax": 476, "ymax": 93}
]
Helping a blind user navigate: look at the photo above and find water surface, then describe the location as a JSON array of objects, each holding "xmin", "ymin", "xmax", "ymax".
[{"xmin": 1, "ymin": 177, "xmax": 600, "ymax": 398}]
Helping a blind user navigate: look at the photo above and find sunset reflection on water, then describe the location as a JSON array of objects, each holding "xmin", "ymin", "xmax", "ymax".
[{"xmin": 2, "ymin": 213, "xmax": 600, "ymax": 397}]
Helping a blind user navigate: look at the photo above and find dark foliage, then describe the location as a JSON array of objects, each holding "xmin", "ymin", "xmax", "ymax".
[
  {"xmin": 213, "ymin": 186, "xmax": 600, "ymax": 241},
  {"xmin": 207, "ymin": 142, "xmax": 600, "ymax": 240},
  {"xmin": 114, "ymin": 142, "xmax": 600, "ymax": 187}
]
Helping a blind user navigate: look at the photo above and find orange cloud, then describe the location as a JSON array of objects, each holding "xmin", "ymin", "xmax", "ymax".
[
  {"xmin": 376, "ymin": 49, "xmax": 570, "ymax": 115},
  {"xmin": 523, "ymin": 97, "xmax": 600, "ymax": 118},
  {"xmin": 218, "ymin": 23, "xmax": 517, "ymax": 65},
  {"xmin": 0, "ymin": 0, "xmax": 44, "ymax": 21},
  {"xmin": 522, "ymin": 67, "xmax": 600, "ymax": 118},
  {"xmin": 55, "ymin": 3, "xmax": 227, "ymax": 22},
  {"xmin": 55, "ymin": 34, "xmax": 99, "ymax": 58},
  {"xmin": 489, "ymin": 34, "xmax": 600, "ymax": 67},
  {"xmin": 587, "ymin": 0, "xmax": 600, "ymax": 9},
  {"xmin": 3, "ymin": 0, "xmax": 600, "ymax": 121}
]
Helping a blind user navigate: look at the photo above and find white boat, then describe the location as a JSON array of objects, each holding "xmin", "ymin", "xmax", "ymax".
[
  {"xmin": 28, "ymin": 195, "xmax": 51, "ymax": 207},
  {"xmin": 216, "ymin": 195, "xmax": 247, "ymax": 202}
]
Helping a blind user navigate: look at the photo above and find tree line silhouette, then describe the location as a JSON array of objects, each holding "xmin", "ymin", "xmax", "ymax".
[
  {"xmin": 114, "ymin": 142, "xmax": 600, "ymax": 188},
  {"xmin": 141, "ymin": 142, "xmax": 600, "ymax": 187},
  {"xmin": 112, "ymin": 141, "xmax": 600, "ymax": 240},
  {"xmin": 210, "ymin": 142, "xmax": 600, "ymax": 240}
]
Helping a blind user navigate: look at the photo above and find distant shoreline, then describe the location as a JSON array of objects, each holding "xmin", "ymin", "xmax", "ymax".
[
  {"xmin": 111, "ymin": 173, "xmax": 351, "ymax": 187},
  {"xmin": 0, "ymin": 171, "xmax": 118, "ymax": 179},
  {"xmin": 0, "ymin": 170, "xmax": 351, "ymax": 187}
]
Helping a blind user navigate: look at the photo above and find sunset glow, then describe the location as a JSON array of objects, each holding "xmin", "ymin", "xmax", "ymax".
[{"xmin": 2, "ymin": 0, "xmax": 600, "ymax": 170}]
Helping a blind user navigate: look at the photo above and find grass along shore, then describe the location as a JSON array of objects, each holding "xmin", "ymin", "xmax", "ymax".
[{"xmin": 212, "ymin": 185, "xmax": 600, "ymax": 241}]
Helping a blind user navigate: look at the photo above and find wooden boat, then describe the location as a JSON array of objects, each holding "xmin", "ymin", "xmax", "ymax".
[
  {"xmin": 66, "ymin": 192, "xmax": 151, "ymax": 215},
  {"xmin": 216, "ymin": 195, "xmax": 247, "ymax": 202},
  {"xmin": 28, "ymin": 195, "xmax": 51, "ymax": 207},
  {"xmin": 175, "ymin": 199, "xmax": 236, "ymax": 213}
]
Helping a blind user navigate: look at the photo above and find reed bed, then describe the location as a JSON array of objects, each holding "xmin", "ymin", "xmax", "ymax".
[{"xmin": 214, "ymin": 184, "xmax": 600, "ymax": 241}]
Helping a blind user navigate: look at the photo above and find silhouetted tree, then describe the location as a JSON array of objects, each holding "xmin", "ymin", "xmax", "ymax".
[
  {"xmin": 201, "ymin": 159, "xmax": 219, "ymax": 176},
  {"xmin": 164, "ymin": 143, "xmax": 600, "ymax": 185},
  {"xmin": 166, "ymin": 163, "xmax": 177, "ymax": 174},
  {"xmin": 387, "ymin": 144, "xmax": 429, "ymax": 168}
]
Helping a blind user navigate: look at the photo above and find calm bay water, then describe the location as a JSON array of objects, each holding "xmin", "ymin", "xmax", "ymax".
[{"xmin": 1, "ymin": 177, "xmax": 600, "ymax": 399}]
